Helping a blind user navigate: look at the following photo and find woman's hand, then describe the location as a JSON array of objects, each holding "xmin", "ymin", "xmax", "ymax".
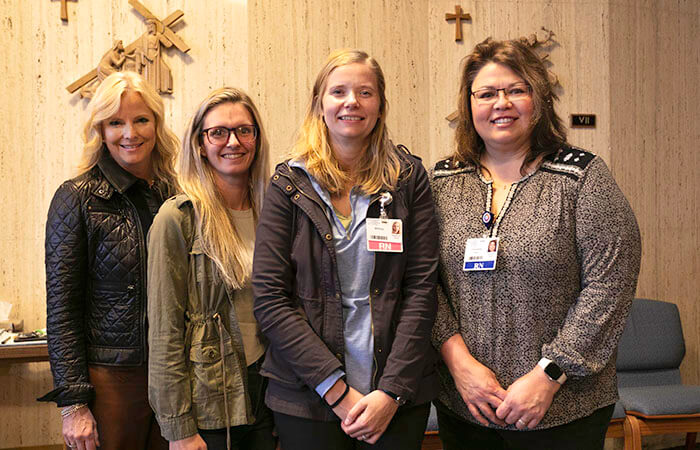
[
  {"xmin": 496, "ymin": 366, "xmax": 560, "ymax": 430},
  {"xmin": 62, "ymin": 407, "xmax": 100, "ymax": 450},
  {"xmin": 341, "ymin": 390, "xmax": 399, "ymax": 444},
  {"xmin": 441, "ymin": 335, "xmax": 507, "ymax": 426},
  {"xmin": 169, "ymin": 434, "xmax": 207, "ymax": 450},
  {"xmin": 325, "ymin": 380, "xmax": 364, "ymax": 422}
]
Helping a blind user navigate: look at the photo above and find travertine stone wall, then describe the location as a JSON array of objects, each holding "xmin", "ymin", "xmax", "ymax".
[
  {"xmin": 0, "ymin": 0, "xmax": 697, "ymax": 447},
  {"xmin": 609, "ymin": 0, "xmax": 700, "ymax": 386},
  {"xmin": 0, "ymin": 0, "xmax": 249, "ymax": 446}
]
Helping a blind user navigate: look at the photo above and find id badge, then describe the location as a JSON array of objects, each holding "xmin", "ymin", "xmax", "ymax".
[
  {"xmin": 463, "ymin": 237, "xmax": 499, "ymax": 271},
  {"xmin": 366, "ymin": 218, "xmax": 403, "ymax": 252}
]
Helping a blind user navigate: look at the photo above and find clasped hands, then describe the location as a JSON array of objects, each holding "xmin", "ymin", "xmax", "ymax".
[
  {"xmin": 452, "ymin": 358, "xmax": 560, "ymax": 430},
  {"xmin": 324, "ymin": 380, "xmax": 398, "ymax": 444}
]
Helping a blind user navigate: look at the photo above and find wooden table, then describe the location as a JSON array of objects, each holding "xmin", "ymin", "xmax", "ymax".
[{"xmin": 0, "ymin": 342, "xmax": 49, "ymax": 364}]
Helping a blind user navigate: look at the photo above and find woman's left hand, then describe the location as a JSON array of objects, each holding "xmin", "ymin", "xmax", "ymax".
[
  {"xmin": 341, "ymin": 390, "xmax": 399, "ymax": 444},
  {"xmin": 495, "ymin": 366, "xmax": 560, "ymax": 430}
]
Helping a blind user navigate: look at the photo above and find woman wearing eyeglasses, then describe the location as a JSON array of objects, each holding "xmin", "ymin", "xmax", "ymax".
[
  {"xmin": 430, "ymin": 38, "xmax": 641, "ymax": 449},
  {"xmin": 147, "ymin": 88, "xmax": 275, "ymax": 450}
]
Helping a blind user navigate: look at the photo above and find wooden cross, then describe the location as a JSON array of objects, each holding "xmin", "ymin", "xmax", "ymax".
[
  {"xmin": 66, "ymin": 0, "xmax": 190, "ymax": 94},
  {"xmin": 445, "ymin": 5, "xmax": 471, "ymax": 41},
  {"xmin": 53, "ymin": 0, "xmax": 77, "ymax": 22},
  {"xmin": 127, "ymin": 0, "xmax": 190, "ymax": 54}
]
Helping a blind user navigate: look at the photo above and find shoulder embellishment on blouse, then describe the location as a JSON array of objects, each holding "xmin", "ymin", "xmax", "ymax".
[
  {"xmin": 433, "ymin": 157, "xmax": 475, "ymax": 178},
  {"xmin": 540, "ymin": 146, "xmax": 596, "ymax": 181}
]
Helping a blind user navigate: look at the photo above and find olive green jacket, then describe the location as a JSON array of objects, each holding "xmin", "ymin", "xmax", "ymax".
[{"xmin": 147, "ymin": 195, "xmax": 254, "ymax": 441}]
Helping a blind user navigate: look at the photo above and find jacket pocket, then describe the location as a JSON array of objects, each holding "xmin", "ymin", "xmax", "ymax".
[
  {"xmin": 296, "ymin": 294, "xmax": 324, "ymax": 337},
  {"xmin": 189, "ymin": 339, "xmax": 240, "ymax": 400},
  {"xmin": 190, "ymin": 238, "xmax": 215, "ymax": 284}
]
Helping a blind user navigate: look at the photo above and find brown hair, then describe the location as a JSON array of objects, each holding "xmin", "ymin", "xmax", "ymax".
[{"xmin": 454, "ymin": 38, "xmax": 566, "ymax": 172}]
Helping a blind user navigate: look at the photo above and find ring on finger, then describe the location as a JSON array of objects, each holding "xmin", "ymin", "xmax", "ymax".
[
  {"xmin": 361, "ymin": 434, "xmax": 367, "ymax": 440},
  {"xmin": 517, "ymin": 418, "xmax": 526, "ymax": 427}
]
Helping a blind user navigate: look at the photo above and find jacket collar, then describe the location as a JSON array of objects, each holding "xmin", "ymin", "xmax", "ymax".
[{"xmin": 96, "ymin": 147, "xmax": 140, "ymax": 195}]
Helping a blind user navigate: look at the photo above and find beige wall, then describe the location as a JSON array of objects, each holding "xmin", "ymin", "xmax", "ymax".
[
  {"xmin": 0, "ymin": 0, "xmax": 697, "ymax": 447},
  {"xmin": 608, "ymin": 0, "xmax": 700, "ymax": 386}
]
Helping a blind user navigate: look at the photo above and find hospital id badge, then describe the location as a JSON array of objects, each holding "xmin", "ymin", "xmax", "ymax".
[
  {"xmin": 366, "ymin": 218, "xmax": 403, "ymax": 253},
  {"xmin": 463, "ymin": 237, "xmax": 499, "ymax": 271}
]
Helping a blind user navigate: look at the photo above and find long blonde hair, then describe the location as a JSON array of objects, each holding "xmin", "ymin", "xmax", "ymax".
[
  {"xmin": 179, "ymin": 87, "xmax": 270, "ymax": 289},
  {"xmin": 290, "ymin": 49, "xmax": 401, "ymax": 195},
  {"xmin": 78, "ymin": 71, "xmax": 179, "ymax": 187}
]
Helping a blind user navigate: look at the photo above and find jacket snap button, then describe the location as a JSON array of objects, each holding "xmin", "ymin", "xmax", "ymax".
[
  {"xmin": 325, "ymin": 234, "xmax": 332, "ymax": 240},
  {"xmin": 286, "ymin": 185, "xmax": 293, "ymax": 191},
  {"xmin": 335, "ymin": 293, "xmax": 340, "ymax": 299},
  {"xmin": 335, "ymin": 353, "xmax": 343, "ymax": 360},
  {"xmin": 273, "ymin": 175, "xmax": 279, "ymax": 180},
  {"xmin": 378, "ymin": 348, "xmax": 382, "ymax": 353},
  {"xmin": 373, "ymin": 288, "xmax": 380, "ymax": 295},
  {"xmin": 294, "ymin": 194, "xmax": 300, "ymax": 200}
]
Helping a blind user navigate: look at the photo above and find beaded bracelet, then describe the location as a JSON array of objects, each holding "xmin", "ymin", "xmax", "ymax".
[{"xmin": 60, "ymin": 403, "xmax": 87, "ymax": 418}]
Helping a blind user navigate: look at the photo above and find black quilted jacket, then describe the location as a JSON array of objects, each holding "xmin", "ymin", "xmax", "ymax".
[{"xmin": 38, "ymin": 152, "xmax": 172, "ymax": 407}]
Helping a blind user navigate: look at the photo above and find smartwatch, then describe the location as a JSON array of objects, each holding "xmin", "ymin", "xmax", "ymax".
[
  {"xmin": 537, "ymin": 357, "xmax": 567, "ymax": 385},
  {"xmin": 380, "ymin": 389, "xmax": 406, "ymax": 406}
]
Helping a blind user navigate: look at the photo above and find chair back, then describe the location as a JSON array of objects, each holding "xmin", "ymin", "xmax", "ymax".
[{"xmin": 616, "ymin": 298, "xmax": 685, "ymax": 387}]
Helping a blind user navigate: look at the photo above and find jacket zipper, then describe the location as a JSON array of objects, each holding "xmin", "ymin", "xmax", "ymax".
[
  {"xmin": 367, "ymin": 194, "xmax": 382, "ymax": 390},
  {"xmin": 122, "ymin": 195, "xmax": 148, "ymax": 364}
]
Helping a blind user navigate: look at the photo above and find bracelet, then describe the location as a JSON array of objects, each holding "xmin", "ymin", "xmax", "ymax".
[
  {"xmin": 327, "ymin": 381, "xmax": 350, "ymax": 409},
  {"xmin": 60, "ymin": 403, "xmax": 87, "ymax": 418}
]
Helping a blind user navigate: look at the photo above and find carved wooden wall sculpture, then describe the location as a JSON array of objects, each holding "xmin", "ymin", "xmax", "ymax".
[{"xmin": 66, "ymin": 0, "xmax": 190, "ymax": 97}]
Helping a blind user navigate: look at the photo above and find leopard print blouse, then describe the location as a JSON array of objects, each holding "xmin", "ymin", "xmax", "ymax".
[{"xmin": 430, "ymin": 145, "xmax": 641, "ymax": 429}]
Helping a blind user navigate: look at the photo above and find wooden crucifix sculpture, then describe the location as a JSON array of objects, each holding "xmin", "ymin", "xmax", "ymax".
[
  {"xmin": 53, "ymin": 0, "xmax": 77, "ymax": 22},
  {"xmin": 66, "ymin": 0, "xmax": 190, "ymax": 97},
  {"xmin": 445, "ymin": 5, "xmax": 471, "ymax": 42}
]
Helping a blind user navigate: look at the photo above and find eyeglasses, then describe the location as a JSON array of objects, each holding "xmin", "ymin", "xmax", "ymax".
[
  {"xmin": 202, "ymin": 125, "xmax": 258, "ymax": 146},
  {"xmin": 471, "ymin": 84, "xmax": 532, "ymax": 104}
]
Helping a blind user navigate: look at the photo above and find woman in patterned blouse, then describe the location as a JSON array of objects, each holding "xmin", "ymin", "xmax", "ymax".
[{"xmin": 430, "ymin": 38, "xmax": 641, "ymax": 449}]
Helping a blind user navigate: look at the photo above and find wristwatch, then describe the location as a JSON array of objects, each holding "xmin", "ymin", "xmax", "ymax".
[
  {"xmin": 537, "ymin": 357, "xmax": 567, "ymax": 385},
  {"xmin": 380, "ymin": 389, "xmax": 406, "ymax": 406}
]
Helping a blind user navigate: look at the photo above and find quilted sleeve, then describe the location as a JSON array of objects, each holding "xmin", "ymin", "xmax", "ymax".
[{"xmin": 38, "ymin": 181, "xmax": 94, "ymax": 406}]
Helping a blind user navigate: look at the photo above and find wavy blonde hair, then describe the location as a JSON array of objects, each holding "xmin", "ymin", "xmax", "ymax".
[
  {"xmin": 290, "ymin": 49, "xmax": 401, "ymax": 195},
  {"xmin": 179, "ymin": 88, "xmax": 270, "ymax": 289},
  {"xmin": 78, "ymin": 71, "xmax": 179, "ymax": 187}
]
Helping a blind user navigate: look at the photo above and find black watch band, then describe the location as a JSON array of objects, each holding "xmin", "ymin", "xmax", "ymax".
[{"xmin": 380, "ymin": 389, "xmax": 406, "ymax": 406}]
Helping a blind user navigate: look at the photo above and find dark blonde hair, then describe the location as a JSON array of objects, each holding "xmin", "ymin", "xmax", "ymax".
[
  {"xmin": 179, "ymin": 87, "xmax": 270, "ymax": 289},
  {"xmin": 454, "ymin": 38, "xmax": 566, "ymax": 172},
  {"xmin": 290, "ymin": 49, "xmax": 401, "ymax": 195},
  {"xmin": 79, "ymin": 71, "xmax": 179, "ymax": 187}
]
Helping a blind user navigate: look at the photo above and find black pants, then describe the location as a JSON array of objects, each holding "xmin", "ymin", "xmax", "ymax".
[
  {"xmin": 435, "ymin": 401, "xmax": 614, "ymax": 450},
  {"xmin": 274, "ymin": 402, "xmax": 431, "ymax": 450},
  {"xmin": 198, "ymin": 359, "xmax": 276, "ymax": 450}
]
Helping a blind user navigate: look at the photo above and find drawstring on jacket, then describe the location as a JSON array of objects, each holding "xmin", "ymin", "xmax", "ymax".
[{"xmin": 213, "ymin": 312, "xmax": 231, "ymax": 450}]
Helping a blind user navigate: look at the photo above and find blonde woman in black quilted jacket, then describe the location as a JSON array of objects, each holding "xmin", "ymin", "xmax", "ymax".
[{"xmin": 39, "ymin": 71, "xmax": 178, "ymax": 450}]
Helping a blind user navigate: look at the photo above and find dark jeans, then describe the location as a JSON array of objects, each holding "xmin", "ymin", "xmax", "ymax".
[
  {"xmin": 274, "ymin": 401, "xmax": 431, "ymax": 450},
  {"xmin": 198, "ymin": 359, "xmax": 276, "ymax": 450},
  {"xmin": 89, "ymin": 365, "xmax": 168, "ymax": 450},
  {"xmin": 435, "ymin": 401, "xmax": 614, "ymax": 450}
]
